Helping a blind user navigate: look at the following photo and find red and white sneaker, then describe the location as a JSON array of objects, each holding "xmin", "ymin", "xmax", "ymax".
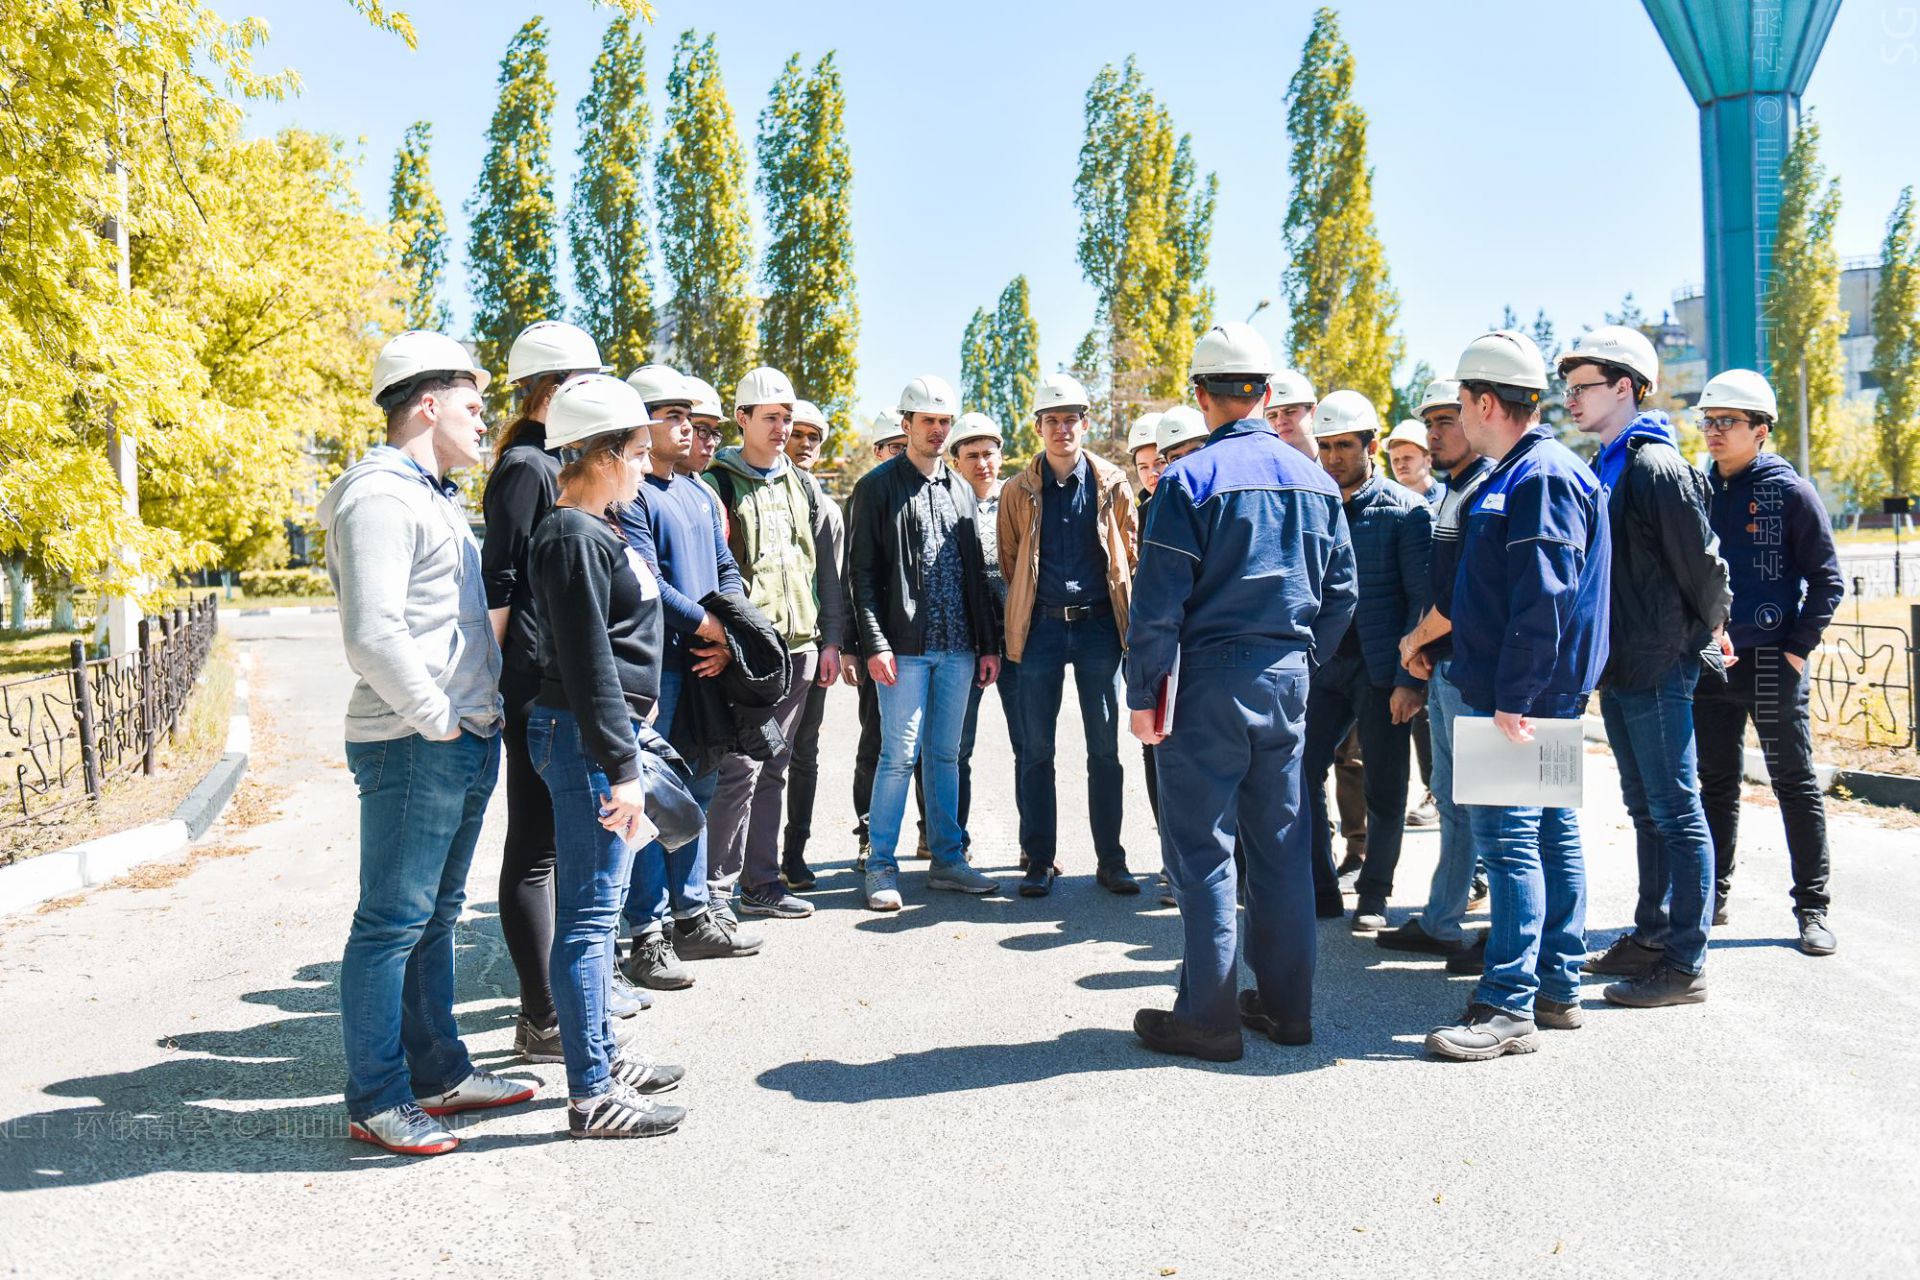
[
  {"xmin": 348, "ymin": 1102, "xmax": 459, "ymax": 1156},
  {"xmin": 414, "ymin": 1069, "xmax": 537, "ymax": 1117}
]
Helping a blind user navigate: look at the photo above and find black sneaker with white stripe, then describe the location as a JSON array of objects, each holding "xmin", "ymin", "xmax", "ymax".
[
  {"xmin": 608, "ymin": 1053, "xmax": 685, "ymax": 1095},
  {"xmin": 567, "ymin": 1083, "xmax": 686, "ymax": 1139}
]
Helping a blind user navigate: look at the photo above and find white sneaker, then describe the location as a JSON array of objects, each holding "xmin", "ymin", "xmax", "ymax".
[
  {"xmin": 865, "ymin": 868, "xmax": 902, "ymax": 912},
  {"xmin": 927, "ymin": 861, "xmax": 997, "ymax": 895},
  {"xmin": 414, "ymin": 1068, "xmax": 536, "ymax": 1117},
  {"xmin": 348, "ymin": 1102, "xmax": 459, "ymax": 1155}
]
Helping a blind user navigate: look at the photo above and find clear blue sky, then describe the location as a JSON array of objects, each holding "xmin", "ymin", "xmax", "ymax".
[{"xmin": 235, "ymin": 0, "xmax": 1920, "ymax": 421}]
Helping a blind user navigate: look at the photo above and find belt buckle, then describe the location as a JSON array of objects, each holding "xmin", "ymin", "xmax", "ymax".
[{"xmin": 1064, "ymin": 604, "xmax": 1090, "ymax": 622}]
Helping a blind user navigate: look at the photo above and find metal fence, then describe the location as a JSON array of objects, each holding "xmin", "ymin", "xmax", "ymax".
[
  {"xmin": 1806, "ymin": 600, "xmax": 1919, "ymax": 753},
  {"xmin": 1832, "ymin": 553, "xmax": 1913, "ymax": 602},
  {"xmin": 0, "ymin": 596, "xmax": 220, "ymax": 833}
]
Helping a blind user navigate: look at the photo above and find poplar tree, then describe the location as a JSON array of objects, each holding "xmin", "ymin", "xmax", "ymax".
[
  {"xmin": 1282, "ymin": 7, "xmax": 1403, "ymax": 411},
  {"xmin": 1073, "ymin": 58, "xmax": 1215, "ymax": 430},
  {"xmin": 656, "ymin": 30, "xmax": 757, "ymax": 395},
  {"xmin": 389, "ymin": 122, "xmax": 450, "ymax": 332},
  {"xmin": 1770, "ymin": 115, "xmax": 1846, "ymax": 471},
  {"xmin": 1871, "ymin": 186, "xmax": 1920, "ymax": 499},
  {"xmin": 570, "ymin": 14, "xmax": 655, "ymax": 375},
  {"xmin": 959, "ymin": 276, "xmax": 1041, "ymax": 459},
  {"xmin": 757, "ymin": 53, "xmax": 860, "ymax": 453},
  {"xmin": 467, "ymin": 18, "xmax": 560, "ymax": 411}
]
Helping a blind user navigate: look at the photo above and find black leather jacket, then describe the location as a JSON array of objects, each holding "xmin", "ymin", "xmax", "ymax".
[
  {"xmin": 1603, "ymin": 435, "xmax": 1732, "ymax": 691},
  {"xmin": 846, "ymin": 455, "xmax": 1000, "ymax": 660}
]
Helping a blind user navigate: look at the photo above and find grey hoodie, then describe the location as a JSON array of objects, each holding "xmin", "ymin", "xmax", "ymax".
[{"xmin": 317, "ymin": 445, "xmax": 504, "ymax": 742}]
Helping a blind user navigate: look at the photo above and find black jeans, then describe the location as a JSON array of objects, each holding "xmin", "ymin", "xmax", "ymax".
[
  {"xmin": 497, "ymin": 663, "xmax": 557, "ymax": 1026},
  {"xmin": 783, "ymin": 679, "xmax": 830, "ymax": 861},
  {"xmin": 1302, "ymin": 655, "xmax": 1412, "ymax": 900},
  {"xmin": 1693, "ymin": 646, "xmax": 1831, "ymax": 913}
]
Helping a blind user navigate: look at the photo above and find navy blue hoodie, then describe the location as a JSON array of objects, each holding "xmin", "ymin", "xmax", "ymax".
[{"xmin": 1706, "ymin": 452, "xmax": 1844, "ymax": 656}]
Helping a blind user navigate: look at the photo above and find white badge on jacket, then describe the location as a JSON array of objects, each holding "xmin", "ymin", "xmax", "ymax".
[{"xmin": 625, "ymin": 547, "xmax": 662, "ymax": 602}]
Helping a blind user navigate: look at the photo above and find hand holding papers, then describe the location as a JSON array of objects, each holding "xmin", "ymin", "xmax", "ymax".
[{"xmin": 1451, "ymin": 716, "xmax": 1585, "ymax": 807}]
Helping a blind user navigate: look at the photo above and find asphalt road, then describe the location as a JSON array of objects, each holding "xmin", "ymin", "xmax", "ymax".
[{"xmin": 1, "ymin": 611, "xmax": 1915, "ymax": 1278}]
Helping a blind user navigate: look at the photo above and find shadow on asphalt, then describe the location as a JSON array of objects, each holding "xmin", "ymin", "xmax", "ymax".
[{"xmin": 0, "ymin": 910, "xmax": 547, "ymax": 1190}]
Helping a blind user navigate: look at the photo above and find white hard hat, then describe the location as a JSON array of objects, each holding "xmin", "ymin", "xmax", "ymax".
[
  {"xmin": 1384, "ymin": 419, "xmax": 1430, "ymax": 452},
  {"xmin": 873, "ymin": 407, "xmax": 907, "ymax": 446},
  {"xmin": 626, "ymin": 363, "xmax": 693, "ymax": 408},
  {"xmin": 735, "ymin": 366, "xmax": 797, "ymax": 410},
  {"xmin": 948, "ymin": 412, "xmax": 1002, "ymax": 451},
  {"xmin": 371, "ymin": 330, "xmax": 491, "ymax": 406},
  {"xmin": 1126, "ymin": 412, "xmax": 1164, "ymax": 454},
  {"xmin": 683, "ymin": 376, "xmax": 723, "ymax": 419},
  {"xmin": 1415, "ymin": 378, "xmax": 1462, "ymax": 418},
  {"xmin": 1155, "ymin": 405, "xmax": 1210, "ymax": 454},
  {"xmin": 792, "ymin": 399, "xmax": 829, "ymax": 431},
  {"xmin": 1698, "ymin": 368, "xmax": 1779, "ymax": 419},
  {"xmin": 1558, "ymin": 324, "xmax": 1660, "ymax": 394},
  {"xmin": 1312, "ymin": 389, "xmax": 1382, "ymax": 439},
  {"xmin": 1033, "ymin": 373, "xmax": 1091, "ymax": 416},
  {"xmin": 544, "ymin": 374, "xmax": 657, "ymax": 451},
  {"xmin": 1454, "ymin": 329, "xmax": 1548, "ymax": 396},
  {"xmin": 507, "ymin": 320, "xmax": 609, "ymax": 386},
  {"xmin": 898, "ymin": 375, "xmax": 960, "ymax": 418},
  {"xmin": 1190, "ymin": 322, "xmax": 1274, "ymax": 384},
  {"xmin": 1267, "ymin": 368, "xmax": 1316, "ymax": 408}
]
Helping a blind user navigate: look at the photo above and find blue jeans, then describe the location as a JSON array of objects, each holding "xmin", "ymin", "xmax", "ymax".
[
  {"xmin": 1416, "ymin": 661, "xmax": 1477, "ymax": 945},
  {"xmin": 1466, "ymin": 752, "xmax": 1587, "ymax": 1015},
  {"xmin": 1156, "ymin": 645, "xmax": 1314, "ymax": 1033},
  {"xmin": 915, "ymin": 660, "xmax": 1025, "ymax": 850},
  {"xmin": 868, "ymin": 651, "xmax": 976, "ymax": 874},
  {"xmin": 1013, "ymin": 612, "xmax": 1125, "ymax": 868},
  {"xmin": 1600, "ymin": 656, "xmax": 1713, "ymax": 974},
  {"xmin": 528, "ymin": 706, "xmax": 643, "ymax": 1100},
  {"xmin": 340, "ymin": 730, "xmax": 500, "ymax": 1120},
  {"xmin": 625, "ymin": 667, "xmax": 713, "ymax": 934}
]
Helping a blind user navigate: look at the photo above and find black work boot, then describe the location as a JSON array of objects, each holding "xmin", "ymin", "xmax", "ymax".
[
  {"xmin": 1236, "ymin": 990, "xmax": 1311, "ymax": 1045},
  {"xmin": 1586, "ymin": 934, "xmax": 1664, "ymax": 979},
  {"xmin": 1133, "ymin": 1009, "xmax": 1243, "ymax": 1062},
  {"xmin": 1603, "ymin": 965, "xmax": 1708, "ymax": 1008}
]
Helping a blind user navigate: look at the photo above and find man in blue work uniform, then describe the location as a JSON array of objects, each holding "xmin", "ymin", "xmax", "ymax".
[
  {"xmin": 1425, "ymin": 330, "xmax": 1611, "ymax": 1062},
  {"xmin": 1127, "ymin": 322, "xmax": 1357, "ymax": 1062}
]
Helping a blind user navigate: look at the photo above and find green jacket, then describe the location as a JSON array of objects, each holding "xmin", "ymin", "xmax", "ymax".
[{"xmin": 703, "ymin": 448, "xmax": 820, "ymax": 651}]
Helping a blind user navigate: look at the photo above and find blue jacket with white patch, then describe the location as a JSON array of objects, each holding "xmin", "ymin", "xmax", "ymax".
[
  {"xmin": 1124, "ymin": 418, "xmax": 1357, "ymax": 711},
  {"xmin": 1450, "ymin": 426, "xmax": 1612, "ymax": 719}
]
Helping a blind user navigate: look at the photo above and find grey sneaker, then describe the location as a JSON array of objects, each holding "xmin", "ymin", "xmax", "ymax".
[
  {"xmin": 1424, "ymin": 1004, "xmax": 1539, "ymax": 1061},
  {"xmin": 567, "ymin": 1083, "xmax": 685, "ymax": 1139},
  {"xmin": 625, "ymin": 931, "xmax": 693, "ymax": 991},
  {"xmin": 1351, "ymin": 894, "xmax": 1388, "ymax": 931},
  {"xmin": 1603, "ymin": 966, "xmax": 1708, "ymax": 1008},
  {"xmin": 673, "ymin": 910, "xmax": 763, "ymax": 960},
  {"xmin": 1797, "ymin": 911, "xmax": 1837, "ymax": 956},
  {"xmin": 516, "ymin": 1013, "xmax": 639, "ymax": 1064},
  {"xmin": 414, "ymin": 1069, "xmax": 535, "ymax": 1117},
  {"xmin": 927, "ymin": 860, "xmax": 997, "ymax": 895},
  {"xmin": 865, "ymin": 868, "xmax": 902, "ymax": 911},
  {"xmin": 608, "ymin": 1053, "xmax": 686, "ymax": 1095},
  {"xmin": 710, "ymin": 895, "xmax": 739, "ymax": 929},
  {"xmin": 348, "ymin": 1101, "xmax": 459, "ymax": 1156},
  {"xmin": 740, "ymin": 882, "xmax": 816, "ymax": 919},
  {"xmin": 1535, "ymin": 998, "xmax": 1585, "ymax": 1030}
]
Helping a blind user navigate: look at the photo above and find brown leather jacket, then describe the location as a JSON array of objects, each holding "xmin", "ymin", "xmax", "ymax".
[{"xmin": 996, "ymin": 450, "xmax": 1137, "ymax": 662}]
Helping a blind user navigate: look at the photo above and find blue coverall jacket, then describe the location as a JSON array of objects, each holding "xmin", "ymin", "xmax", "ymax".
[{"xmin": 1337, "ymin": 473, "xmax": 1433, "ymax": 690}]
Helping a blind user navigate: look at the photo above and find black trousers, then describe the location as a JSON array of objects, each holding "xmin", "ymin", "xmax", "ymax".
[
  {"xmin": 497, "ymin": 664, "xmax": 557, "ymax": 1026},
  {"xmin": 1693, "ymin": 646, "xmax": 1831, "ymax": 913},
  {"xmin": 1303, "ymin": 656, "xmax": 1412, "ymax": 901},
  {"xmin": 783, "ymin": 679, "xmax": 830, "ymax": 861}
]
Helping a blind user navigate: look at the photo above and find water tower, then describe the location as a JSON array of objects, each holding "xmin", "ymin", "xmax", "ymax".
[{"xmin": 1641, "ymin": 0, "xmax": 1842, "ymax": 375}]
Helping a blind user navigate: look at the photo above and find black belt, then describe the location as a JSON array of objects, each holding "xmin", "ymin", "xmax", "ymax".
[{"xmin": 1036, "ymin": 601, "xmax": 1112, "ymax": 622}]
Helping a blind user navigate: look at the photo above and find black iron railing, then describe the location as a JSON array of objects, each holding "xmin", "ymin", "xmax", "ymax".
[
  {"xmin": 0, "ymin": 595, "xmax": 220, "ymax": 835},
  {"xmin": 1806, "ymin": 595, "xmax": 1918, "ymax": 753}
]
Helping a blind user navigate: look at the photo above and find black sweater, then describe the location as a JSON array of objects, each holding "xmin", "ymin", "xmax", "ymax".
[
  {"xmin": 481, "ymin": 424, "xmax": 560, "ymax": 674},
  {"xmin": 528, "ymin": 506, "xmax": 664, "ymax": 784}
]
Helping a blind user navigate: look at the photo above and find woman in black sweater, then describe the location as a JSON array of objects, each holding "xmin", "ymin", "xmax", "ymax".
[
  {"xmin": 525, "ymin": 374, "xmax": 689, "ymax": 1139},
  {"xmin": 483, "ymin": 322, "xmax": 652, "ymax": 1057}
]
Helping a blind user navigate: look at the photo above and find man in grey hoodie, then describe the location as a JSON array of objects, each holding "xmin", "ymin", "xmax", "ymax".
[{"xmin": 318, "ymin": 331, "xmax": 527, "ymax": 1157}]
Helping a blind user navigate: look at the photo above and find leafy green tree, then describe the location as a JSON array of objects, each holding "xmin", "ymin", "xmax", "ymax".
[
  {"xmin": 1282, "ymin": 7, "xmax": 1402, "ymax": 411},
  {"xmin": 1871, "ymin": 186, "xmax": 1920, "ymax": 499},
  {"xmin": 467, "ymin": 18, "xmax": 560, "ymax": 412},
  {"xmin": 757, "ymin": 53, "xmax": 859, "ymax": 453},
  {"xmin": 959, "ymin": 276, "xmax": 1041, "ymax": 460},
  {"xmin": 1770, "ymin": 115, "xmax": 1847, "ymax": 472},
  {"xmin": 1073, "ymin": 57, "xmax": 1216, "ymax": 430},
  {"xmin": 389, "ymin": 122, "xmax": 450, "ymax": 332},
  {"xmin": 657, "ymin": 30, "xmax": 757, "ymax": 396},
  {"xmin": 1387, "ymin": 360, "xmax": 1435, "ymax": 425},
  {"xmin": 569, "ymin": 14, "xmax": 654, "ymax": 376}
]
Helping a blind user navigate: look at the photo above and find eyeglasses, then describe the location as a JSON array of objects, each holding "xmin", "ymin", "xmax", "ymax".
[
  {"xmin": 1700, "ymin": 416, "xmax": 1754, "ymax": 434},
  {"xmin": 1564, "ymin": 381, "xmax": 1612, "ymax": 400},
  {"xmin": 692, "ymin": 425, "xmax": 723, "ymax": 443}
]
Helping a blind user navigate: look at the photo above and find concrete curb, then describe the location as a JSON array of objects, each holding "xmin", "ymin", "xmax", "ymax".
[
  {"xmin": 0, "ymin": 655, "xmax": 252, "ymax": 918},
  {"xmin": 1582, "ymin": 713, "xmax": 1920, "ymax": 812}
]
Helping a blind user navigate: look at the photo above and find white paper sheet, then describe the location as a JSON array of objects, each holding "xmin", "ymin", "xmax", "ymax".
[{"xmin": 1450, "ymin": 716, "xmax": 1585, "ymax": 808}]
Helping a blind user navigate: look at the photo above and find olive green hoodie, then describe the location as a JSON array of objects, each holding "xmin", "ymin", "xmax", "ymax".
[{"xmin": 703, "ymin": 447, "xmax": 820, "ymax": 651}]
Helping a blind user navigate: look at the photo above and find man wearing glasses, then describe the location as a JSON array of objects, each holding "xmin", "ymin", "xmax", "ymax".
[
  {"xmin": 1559, "ymin": 327, "xmax": 1731, "ymax": 1011},
  {"xmin": 1692, "ymin": 370, "xmax": 1844, "ymax": 957}
]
